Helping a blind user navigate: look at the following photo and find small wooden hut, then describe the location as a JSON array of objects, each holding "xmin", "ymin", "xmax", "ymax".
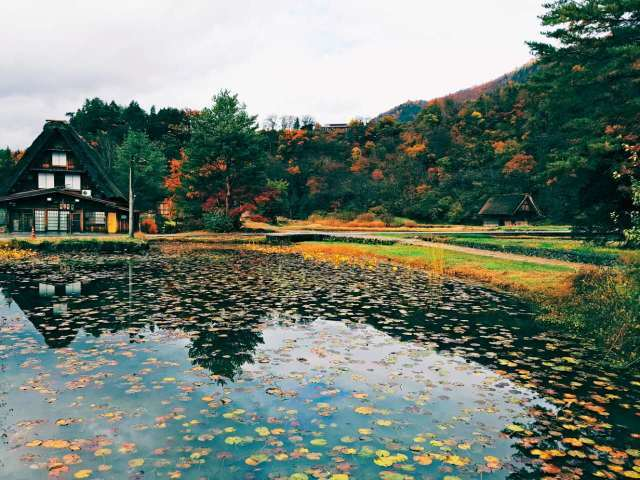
[{"xmin": 478, "ymin": 193, "xmax": 541, "ymax": 227}]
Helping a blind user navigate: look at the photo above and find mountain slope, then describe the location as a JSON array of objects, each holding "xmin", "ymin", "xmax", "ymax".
[{"xmin": 378, "ymin": 62, "xmax": 536, "ymax": 122}]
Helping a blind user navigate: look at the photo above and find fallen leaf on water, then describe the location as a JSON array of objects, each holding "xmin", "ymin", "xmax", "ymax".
[
  {"xmin": 354, "ymin": 406, "xmax": 374, "ymax": 415},
  {"xmin": 128, "ymin": 458, "xmax": 144, "ymax": 468},
  {"xmin": 42, "ymin": 439, "xmax": 71, "ymax": 449},
  {"xmin": 118, "ymin": 442, "xmax": 136, "ymax": 454}
]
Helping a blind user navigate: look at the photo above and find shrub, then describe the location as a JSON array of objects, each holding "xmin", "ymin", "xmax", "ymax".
[
  {"xmin": 403, "ymin": 219, "xmax": 418, "ymax": 228},
  {"xmin": 160, "ymin": 219, "xmax": 180, "ymax": 234},
  {"xmin": 203, "ymin": 210, "xmax": 240, "ymax": 232},
  {"xmin": 140, "ymin": 217, "xmax": 158, "ymax": 234},
  {"xmin": 335, "ymin": 211, "xmax": 358, "ymax": 221},
  {"xmin": 247, "ymin": 214, "xmax": 270, "ymax": 223}
]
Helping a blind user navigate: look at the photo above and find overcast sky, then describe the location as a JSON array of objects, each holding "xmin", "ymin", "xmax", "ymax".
[{"xmin": 0, "ymin": 0, "xmax": 547, "ymax": 148}]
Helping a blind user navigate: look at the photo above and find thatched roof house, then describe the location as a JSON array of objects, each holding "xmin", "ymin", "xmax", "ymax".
[
  {"xmin": 0, "ymin": 120, "xmax": 132, "ymax": 234},
  {"xmin": 478, "ymin": 193, "xmax": 541, "ymax": 226}
]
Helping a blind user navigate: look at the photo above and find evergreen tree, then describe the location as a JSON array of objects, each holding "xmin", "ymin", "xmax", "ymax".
[
  {"xmin": 527, "ymin": 0, "xmax": 640, "ymax": 231},
  {"xmin": 114, "ymin": 130, "xmax": 168, "ymax": 213},
  {"xmin": 180, "ymin": 90, "xmax": 265, "ymax": 219}
]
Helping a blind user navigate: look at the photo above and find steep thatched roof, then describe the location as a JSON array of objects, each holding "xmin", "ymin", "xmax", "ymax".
[
  {"xmin": 3, "ymin": 120, "xmax": 125, "ymax": 200},
  {"xmin": 479, "ymin": 193, "xmax": 541, "ymax": 217}
]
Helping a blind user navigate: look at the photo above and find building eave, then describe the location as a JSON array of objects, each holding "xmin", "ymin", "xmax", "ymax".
[{"xmin": 0, "ymin": 188, "xmax": 129, "ymax": 212}]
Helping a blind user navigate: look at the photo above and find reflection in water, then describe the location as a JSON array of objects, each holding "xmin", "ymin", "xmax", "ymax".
[{"xmin": 0, "ymin": 247, "xmax": 638, "ymax": 479}]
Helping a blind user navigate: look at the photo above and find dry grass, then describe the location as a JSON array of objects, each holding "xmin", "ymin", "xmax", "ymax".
[{"xmin": 277, "ymin": 214, "xmax": 432, "ymax": 231}]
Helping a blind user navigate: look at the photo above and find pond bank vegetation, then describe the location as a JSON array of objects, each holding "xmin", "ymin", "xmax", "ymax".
[
  {"xmin": 0, "ymin": 237, "xmax": 148, "ymax": 254},
  {"xmin": 540, "ymin": 265, "xmax": 640, "ymax": 369}
]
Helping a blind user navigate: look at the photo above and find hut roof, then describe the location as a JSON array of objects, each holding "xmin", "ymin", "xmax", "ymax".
[
  {"xmin": 3, "ymin": 120, "xmax": 125, "ymax": 200},
  {"xmin": 478, "ymin": 193, "xmax": 541, "ymax": 217}
]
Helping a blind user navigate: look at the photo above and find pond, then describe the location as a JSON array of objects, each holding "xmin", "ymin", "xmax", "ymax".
[{"xmin": 0, "ymin": 246, "xmax": 638, "ymax": 480}]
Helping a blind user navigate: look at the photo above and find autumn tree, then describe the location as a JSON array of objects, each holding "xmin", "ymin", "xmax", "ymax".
[{"xmin": 181, "ymin": 90, "xmax": 265, "ymax": 221}]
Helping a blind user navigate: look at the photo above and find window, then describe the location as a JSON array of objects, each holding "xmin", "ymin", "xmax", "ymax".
[
  {"xmin": 86, "ymin": 211, "xmax": 106, "ymax": 225},
  {"xmin": 64, "ymin": 174, "xmax": 81, "ymax": 190},
  {"xmin": 34, "ymin": 209, "xmax": 46, "ymax": 232},
  {"xmin": 51, "ymin": 151, "xmax": 67, "ymax": 167},
  {"xmin": 38, "ymin": 172, "xmax": 55, "ymax": 189},
  {"xmin": 59, "ymin": 211, "xmax": 69, "ymax": 231},
  {"xmin": 47, "ymin": 210, "xmax": 59, "ymax": 231}
]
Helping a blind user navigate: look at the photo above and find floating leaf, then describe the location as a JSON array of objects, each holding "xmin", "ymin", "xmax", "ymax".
[
  {"xmin": 290, "ymin": 474, "xmax": 309, "ymax": 480},
  {"xmin": 42, "ymin": 439, "xmax": 71, "ymax": 449},
  {"xmin": 245, "ymin": 453, "xmax": 269, "ymax": 466},
  {"xmin": 354, "ymin": 406, "xmax": 374, "ymax": 415},
  {"xmin": 506, "ymin": 424, "xmax": 524, "ymax": 433},
  {"xmin": 128, "ymin": 458, "xmax": 144, "ymax": 468}
]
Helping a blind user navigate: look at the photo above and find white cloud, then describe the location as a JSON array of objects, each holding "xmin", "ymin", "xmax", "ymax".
[{"xmin": 0, "ymin": 0, "xmax": 546, "ymax": 147}]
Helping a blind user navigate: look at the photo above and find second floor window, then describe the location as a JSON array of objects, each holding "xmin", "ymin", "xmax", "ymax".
[
  {"xmin": 38, "ymin": 172, "xmax": 55, "ymax": 189},
  {"xmin": 64, "ymin": 174, "xmax": 81, "ymax": 190},
  {"xmin": 51, "ymin": 151, "xmax": 67, "ymax": 167}
]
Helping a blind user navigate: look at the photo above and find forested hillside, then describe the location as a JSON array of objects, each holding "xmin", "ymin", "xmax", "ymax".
[
  {"xmin": 377, "ymin": 63, "xmax": 536, "ymax": 123},
  {"xmin": 2, "ymin": 0, "xmax": 638, "ymax": 237}
]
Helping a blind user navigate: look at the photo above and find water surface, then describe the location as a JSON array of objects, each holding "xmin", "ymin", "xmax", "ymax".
[{"xmin": 0, "ymin": 246, "xmax": 638, "ymax": 479}]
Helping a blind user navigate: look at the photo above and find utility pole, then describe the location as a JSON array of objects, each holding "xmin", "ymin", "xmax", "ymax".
[{"xmin": 128, "ymin": 162, "xmax": 134, "ymax": 238}]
